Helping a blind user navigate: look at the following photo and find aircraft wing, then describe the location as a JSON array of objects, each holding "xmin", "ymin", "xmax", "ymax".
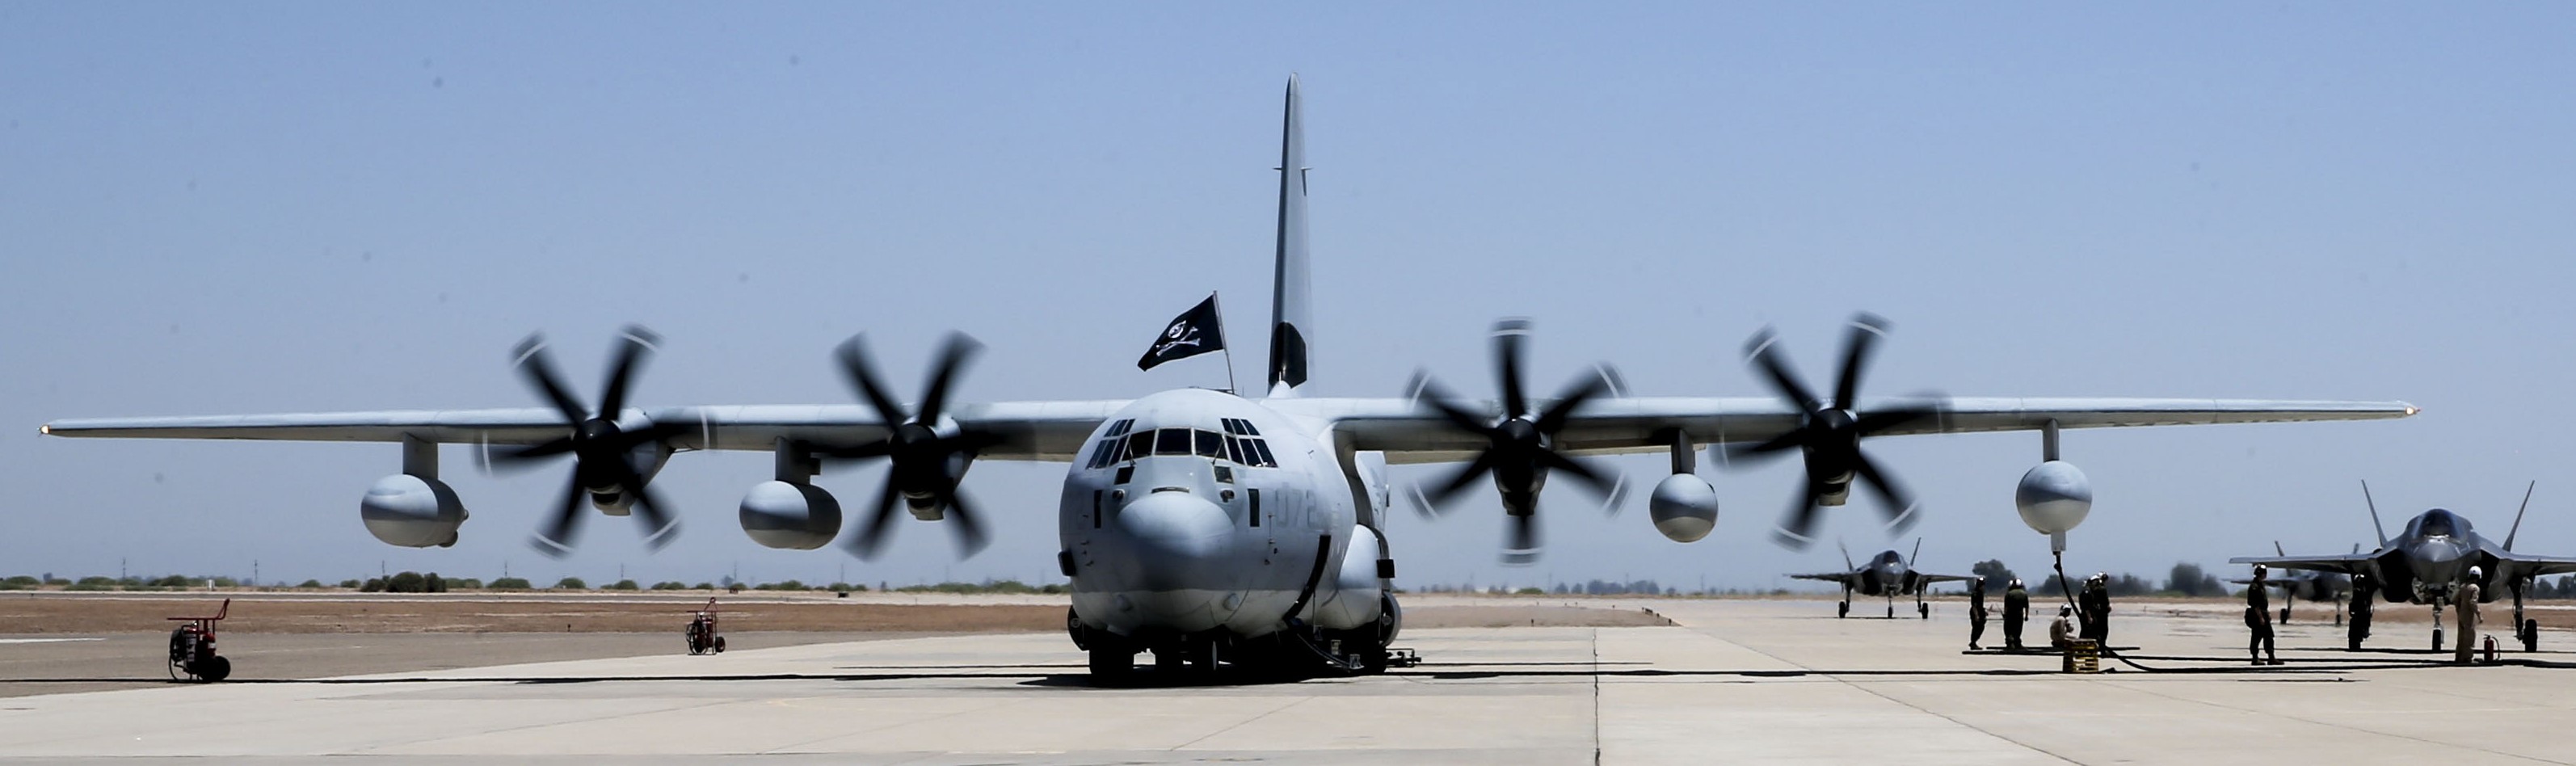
[
  {"xmin": 1788, "ymin": 572, "xmax": 1858, "ymax": 586},
  {"xmin": 1299, "ymin": 396, "xmax": 2417, "ymax": 464},
  {"xmin": 1913, "ymin": 573, "xmax": 1980, "ymax": 587},
  {"xmin": 2498, "ymin": 554, "xmax": 2576, "ymax": 579},
  {"xmin": 39, "ymin": 401, "xmax": 1131, "ymax": 461},
  {"xmin": 2227, "ymin": 554, "xmax": 2376, "ymax": 576}
]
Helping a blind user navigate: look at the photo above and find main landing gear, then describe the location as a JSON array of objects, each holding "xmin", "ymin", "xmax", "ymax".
[{"xmin": 2431, "ymin": 601, "xmax": 2446, "ymax": 653}]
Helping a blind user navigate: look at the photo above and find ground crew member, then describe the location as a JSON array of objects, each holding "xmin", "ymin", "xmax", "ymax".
[
  {"xmin": 1968, "ymin": 579, "xmax": 1989, "ymax": 650},
  {"xmin": 2080, "ymin": 573, "xmax": 2113, "ymax": 646},
  {"xmin": 2350, "ymin": 571, "xmax": 2374, "ymax": 650},
  {"xmin": 2456, "ymin": 567, "xmax": 2482, "ymax": 664},
  {"xmin": 2247, "ymin": 565, "xmax": 2279, "ymax": 665},
  {"xmin": 2049, "ymin": 606, "xmax": 2074, "ymax": 649},
  {"xmin": 2003, "ymin": 579, "xmax": 2030, "ymax": 650}
]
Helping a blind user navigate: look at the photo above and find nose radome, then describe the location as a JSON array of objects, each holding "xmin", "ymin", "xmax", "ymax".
[{"xmin": 1118, "ymin": 490, "xmax": 1232, "ymax": 562}]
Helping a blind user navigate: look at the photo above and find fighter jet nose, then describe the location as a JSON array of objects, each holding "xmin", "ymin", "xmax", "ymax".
[{"xmin": 1116, "ymin": 490, "xmax": 1232, "ymax": 562}]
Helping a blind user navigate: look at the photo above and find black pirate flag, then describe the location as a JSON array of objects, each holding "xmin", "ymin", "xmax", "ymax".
[{"xmin": 1138, "ymin": 294, "xmax": 1226, "ymax": 371}]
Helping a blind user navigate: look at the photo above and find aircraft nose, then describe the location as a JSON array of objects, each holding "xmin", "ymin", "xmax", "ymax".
[{"xmin": 1116, "ymin": 490, "xmax": 1232, "ymax": 562}]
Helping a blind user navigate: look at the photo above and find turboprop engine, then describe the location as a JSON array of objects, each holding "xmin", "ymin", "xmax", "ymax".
[
  {"xmin": 360, "ymin": 474, "xmax": 467, "ymax": 547},
  {"xmin": 739, "ymin": 481, "xmax": 844, "ymax": 549}
]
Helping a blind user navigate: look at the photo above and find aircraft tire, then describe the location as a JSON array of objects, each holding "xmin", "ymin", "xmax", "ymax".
[
  {"xmin": 1919, "ymin": 603, "xmax": 1930, "ymax": 620},
  {"xmin": 1837, "ymin": 602, "xmax": 1848, "ymax": 619},
  {"xmin": 2433, "ymin": 626, "xmax": 2443, "ymax": 653},
  {"xmin": 2523, "ymin": 619, "xmax": 2540, "ymax": 652},
  {"xmin": 1088, "ymin": 646, "xmax": 1134, "ymax": 684}
]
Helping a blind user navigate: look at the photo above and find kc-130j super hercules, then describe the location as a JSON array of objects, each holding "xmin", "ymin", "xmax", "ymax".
[
  {"xmin": 2235, "ymin": 482, "xmax": 2576, "ymax": 653},
  {"xmin": 41, "ymin": 78, "xmax": 2419, "ymax": 682}
]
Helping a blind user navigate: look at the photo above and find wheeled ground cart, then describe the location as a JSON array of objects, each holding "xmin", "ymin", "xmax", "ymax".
[
  {"xmin": 166, "ymin": 599, "xmax": 232, "ymax": 682},
  {"xmin": 686, "ymin": 597, "xmax": 726, "ymax": 655}
]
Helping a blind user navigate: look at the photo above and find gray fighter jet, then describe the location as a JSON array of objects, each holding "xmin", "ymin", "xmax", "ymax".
[
  {"xmin": 2233, "ymin": 482, "xmax": 2576, "ymax": 652},
  {"xmin": 1790, "ymin": 539, "xmax": 1976, "ymax": 619}
]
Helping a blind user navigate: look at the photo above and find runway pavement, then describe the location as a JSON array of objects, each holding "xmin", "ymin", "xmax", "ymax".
[{"xmin": 2, "ymin": 598, "xmax": 2572, "ymax": 764}]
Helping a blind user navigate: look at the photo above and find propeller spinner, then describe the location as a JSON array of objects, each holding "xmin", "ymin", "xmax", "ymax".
[
  {"xmin": 1731, "ymin": 313, "xmax": 1942, "ymax": 549},
  {"xmin": 825, "ymin": 331, "xmax": 1004, "ymax": 560},
  {"xmin": 1411, "ymin": 318, "xmax": 1626, "ymax": 565},
  {"xmin": 495, "ymin": 326, "xmax": 688, "ymax": 557}
]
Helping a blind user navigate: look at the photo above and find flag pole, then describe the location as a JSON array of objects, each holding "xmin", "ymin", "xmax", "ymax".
[{"xmin": 1210, "ymin": 291, "xmax": 1239, "ymax": 395}]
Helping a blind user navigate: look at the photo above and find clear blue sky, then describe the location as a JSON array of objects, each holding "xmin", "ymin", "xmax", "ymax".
[{"xmin": 5, "ymin": 3, "xmax": 2574, "ymax": 591}]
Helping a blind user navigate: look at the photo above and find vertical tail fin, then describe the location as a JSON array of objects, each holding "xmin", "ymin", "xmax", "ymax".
[
  {"xmin": 2506, "ymin": 481, "xmax": 2536, "ymax": 552},
  {"xmin": 1267, "ymin": 75, "xmax": 1312, "ymax": 397},
  {"xmin": 1908, "ymin": 537, "xmax": 1922, "ymax": 569},
  {"xmin": 2361, "ymin": 480, "xmax": 2389, "ymax": 548},
  {"xmin": 1837, "ymin": 539, "xmax": 1855, "ymax": 571}
]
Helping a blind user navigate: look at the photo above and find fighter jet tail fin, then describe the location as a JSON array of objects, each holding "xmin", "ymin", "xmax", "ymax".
[
  {"xmin": 2506, "ymin": 481, "xmax": 2536, "ymax": 552},
  {"xmin": 2275, "ymin": 541, "xmax": 2287, "ymax": 557},
  {"xmin": 2361, "ymin": 480, "xmax": 2389, "ymax": 548},
  {"xmin": 1908, "ymin": 537, "xmax": 1922, "ymax": 569},
  {"xmin": 1837, "ymin": 539, "xmax": 1855, "ymax": 571},
  {"xmin": 1265, "ymin": 74, "xmax": 1312, "ymax": 398}
]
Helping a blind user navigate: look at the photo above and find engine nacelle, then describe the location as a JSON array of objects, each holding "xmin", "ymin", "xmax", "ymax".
[
  {"xmin": 360, "ymin": 474, "xmax": 467, "ymax": 547},
  {"xmin": 2014, "ymin": 460, "xmax": 2092, "ymax": 535},
  {"xmin": 739, "ymin": 481, "xmax": 843, "ymax": 549},
  {"xmin": 1648, "ymin": 473, "xmax": 1719, "ymax": 543}
]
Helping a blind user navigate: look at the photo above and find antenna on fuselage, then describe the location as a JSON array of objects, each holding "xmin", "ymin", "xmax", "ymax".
[
  {"xmin": 2506, "ymin": 481, "xmax": 2536, "ymax": 552},
  {"xmin": 2361, "ymin": 480, "xmax": 2389, "ymax": 547}
]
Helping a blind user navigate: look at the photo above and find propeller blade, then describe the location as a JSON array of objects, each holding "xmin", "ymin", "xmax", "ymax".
[
  {"xmin": 1536, "ymin": 450, "xmax": 1617, "ymax": 499},
  {"xmin": 495, "ymin": 437, "xmax": 578, "ymax": 466},
  {"xmin": 1410, "ymin": 374, "xmax": 1498, "ymax": 435},
  {"xmin": 1532, "ymin": 368, "xmax": 1614, "ymax": 435},
  {"xmin": 1773, "ymin": 487, "xmax": 1821, "ymax": 549},
  {"xmin": 595, "ymin": 326, "xmax": 660, "ymax": 419},
  {"xmin": 1502, "ymin": 511, "xmax": 1539, "ymax": 566},
  {"xmin": 1853, "ymin": 406, "xmax": 1939, "ymax": 437},
  {"xmin": 1492, "ymin": 318, "xmax": 1530, "ymax": 419},
  {"xmin": 1833, "ymin": 314, "xmax": 1890, "ymax": 410},
  {"xmin": 629, "ymin": 482, "xmax": 681, "ymax": 551},
  {"xmin": 529, "ymin": 473, "xmax": 588, "ymax": 558},
  {"xmin": 944, "ymin": 489, "xmax": 991, "ymax": 559},
  {"xmin": 846, "ymin": 479, "xmax": 903, "ymax": 560},
  {"xmin": 511, "ymin": 335, "xmax": 591, "ymax": 423},
  {"xmin": 1420, "ymin": 452, "xmax": 1498, "ymax": 510},
  {"xmin": 835, "ymin": 335, "xmax": 911, "ymax": 428},
  {"xmin": 1850, "ymin": 452, "xmax": 1921, "ymax": 535},
  {"xmin": 1744, "ymin": 327, "xmax": 1823, "ymax": 412},
  {"xmin": 915, "ymin": 332, "xmax": 984, "ymax": 424}
]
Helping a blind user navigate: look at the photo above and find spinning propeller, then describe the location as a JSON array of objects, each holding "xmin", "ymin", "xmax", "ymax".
[
  {"xmin": 826, "ymin": 331, "xmax": 1002, "ymax": 559},
  {"xmin": 1411, "ymin": 318, "xmax": 1626, "ymax": 565},
  {"xmin": 1732, "ymin": 313, "xmax": 1941, "ymax": 549},
  {"xmin": 495, "ymin": 326, "xmax": 688, "ymax": 557}
]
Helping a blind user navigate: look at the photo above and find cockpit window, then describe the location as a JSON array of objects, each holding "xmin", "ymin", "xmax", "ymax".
[
  {"xmin": 1194, "ymin": 429, "xmax": 1224, "ymax": 457},
  {"xmin": 1154, "ymin": 428, "xmax": 1193, "ymax": 456},
  {"xmin": 1123, "ymin": 431, "xmax": 1154, "ymax": 462},
  {"xmin": 2418, "ymin": 510, "xmax": 2460, "ymax": 537}
]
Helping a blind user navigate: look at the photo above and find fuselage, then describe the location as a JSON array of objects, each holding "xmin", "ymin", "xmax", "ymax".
[
  {"xmin": 1058, "ymin": 389, "xmax": 1389, "ymax": 644},
  {"xmin": 1848, "ymin": 551, "xmax": 1918, "ymax": 597}
]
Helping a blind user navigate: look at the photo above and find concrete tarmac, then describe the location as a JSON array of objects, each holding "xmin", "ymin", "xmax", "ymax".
[{"xmin": 2, "ymin": 598, "xmax": 2572, "ymax": 764}]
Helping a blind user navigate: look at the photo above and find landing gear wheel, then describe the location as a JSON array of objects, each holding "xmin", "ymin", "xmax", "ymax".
[
  {"xmin": 1837, "ymin": 602, "xmax": 1849, "ymax": 619},
  {"xmin": 1186, "ymin": 639, "xmax": 1220, "ymax": 673},
  {"xmin": 1885, "ymin": 602, "xmax": 1894, "ymax": 619},
  {"xmin": 1153, "ymin": 646, "xmax": 1184, "ymax": 676},
  {"xmin": 1919, "ymin": 603, "xmax": 1930, "ymax": 620},
  {"xmin": 2434, "ymin": 626, "xmax": 2445, "ymax": 653},
  {"xmin": 1088, "ymin": 646, "xmax": 1134, "ymax": 684},
  {"xmin": 2523, "ymin": 619, "xmax": 2540, "ymax": 652}
]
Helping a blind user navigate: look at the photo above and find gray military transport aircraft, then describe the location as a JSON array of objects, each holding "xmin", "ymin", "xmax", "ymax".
[
  {"xmin": 42, "ymin": 77, "xmax": 2420, "ymax": 682},
  {"xmin": 1789, "ymin": 539, "xmax": 1976, "ymax": 619},
  {"xmin": 2233, "ymin": 482, "xmax": 2576, "ymax": 653}
]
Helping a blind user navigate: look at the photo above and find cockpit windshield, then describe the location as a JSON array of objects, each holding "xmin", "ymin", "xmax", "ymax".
[
  {"xmin": 1083, "ymin": 421, "xmax": 1278, "ymax": 469},
  {"xmin": 2416, "ymin": 509, "xmax": 2462, "ymax": 537}
]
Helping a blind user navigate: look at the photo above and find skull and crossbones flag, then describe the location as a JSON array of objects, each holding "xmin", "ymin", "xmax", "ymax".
[{"xmin": 1138, "ymin": 294, "xmax": 1226, "ymax": 371}]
